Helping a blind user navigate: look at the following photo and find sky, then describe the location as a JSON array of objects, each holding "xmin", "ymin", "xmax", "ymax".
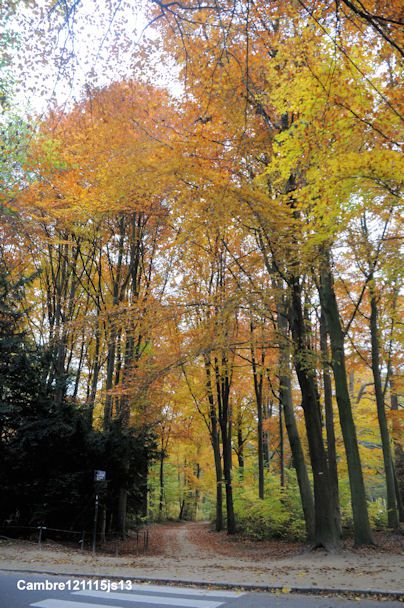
[{"xmin": 10, "ymin": 0, "xmax": 177, "ymax": 117}]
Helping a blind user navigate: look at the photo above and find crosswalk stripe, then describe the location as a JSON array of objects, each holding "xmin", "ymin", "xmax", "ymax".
[
  {"xmin": 31, "ymin": 601, "xmax": 119, "ymax": 608},
  {"xmin": 128, "ymin": 584, "xmax": 244, "ymax": 598},
  {"xmin": 73, "ymin": 589, "xmax": 224, "ymax": 607}
]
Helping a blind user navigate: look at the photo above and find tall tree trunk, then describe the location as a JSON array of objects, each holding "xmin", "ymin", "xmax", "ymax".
[
  {"xmin": 115, "ymin": 424, "xmax": 130, "ymax": 537},
  {"xmin": 73, "ymin": 332, "xmax": 86, "ymax": 400},
  {"xmin": 204, "ymin": 356, "xmax": 223, "ymax": 531},
  {"xmin": 193, "ymin": 463, "xmax": 201, "ymax": 520},
  {"xmin": 263, "ymin": 400, "xmax": 270, "ymax": 469},
  {"xmin": 215, "ymin": 354, "xmax": 236, "ymax": 534},
  {"xmin": 279, "ymin": 400, "xmax": 285, "ymax": 488},
  {"xmin": 103, "ymin": 217, "xmax": 125, "ymax": 430},
  {"xmin": 221, "ymin": 427, "xmax": 235, "ymax": 534},
  {"xmin": 393, "ymin": 462, "xmax": 404, "ymax": 523},
  {"xmin": 390, "ymin": 376, "xmax": 404, "ymax": 522},
  {"xmin": 86, "ymin": 249, "xmax": 103, "ymax": 428},
  {"xmin": 319, "ymin": 248, "xmax": 374, "ymax": 546},
  {"xmin": 251, "ymin": 322, "xmax": 265, "ymax": 499},
  {"xmin": 117, "ymin": 485, "xmax": 128, "ymax": 538},
  {"xmin": 213, "ymin": 438, "xmax": 224, "ymax": 532},
  {"xmin": 158, "ymin": 449, "xmax": 165, "ymax": 521},
  {"xmin": 140, "ymin": 453, "xmax": 149, "ymax": 519},
  {"xmin": 276, "ymin": 286, "xmax": 315, "ymax": 542},
  {"xmin": 236, "ymin": 408, "xmax": 244, "ymax": 478},
  {"xmin": 320, "ymin": 310, "xmax": 342, "ymax": 537},
  {"xmin": 369, "ymin": 278, "xmax": 399, "ymax": 528},
  {"xmin": 104, "ymin": 330, "xmax": 117, "ymax": 430},
  {"xmin": 87, "ymin": 324, "xmax": 101, "ymax": 428},
  {"xmin": 289, "ymin": 275, "xmax": 339, "ymax": 550}
]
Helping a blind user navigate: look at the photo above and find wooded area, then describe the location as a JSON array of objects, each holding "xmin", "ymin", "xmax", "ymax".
[{"xmin": 0, "ymin": 0, "xmax": 402, "ymax": 552}]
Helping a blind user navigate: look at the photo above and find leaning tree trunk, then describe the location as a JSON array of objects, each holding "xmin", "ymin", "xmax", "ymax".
[
  {"xmin": 319, "ymin": 248, "xmax": 374, "ymax": 546},
  {"xmin": 369, "ymin": 278, "xmax": 399, "ymax": 528}
]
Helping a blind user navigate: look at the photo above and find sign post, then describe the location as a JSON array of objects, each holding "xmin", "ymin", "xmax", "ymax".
[
  {"xmin": 94, "ymin": 469, "xmax": 106, "ymax": 482},
  {"xmin": 92, "ymin": 470, "xmax": 106, "ymax": 555}
]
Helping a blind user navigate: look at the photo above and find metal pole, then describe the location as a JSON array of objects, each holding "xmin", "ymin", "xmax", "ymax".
[{"xmin": 92, "ymin": 494, "xmax": 99, "ymax": 556}]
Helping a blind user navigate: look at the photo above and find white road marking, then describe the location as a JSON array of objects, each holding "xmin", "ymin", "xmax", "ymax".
[
  {"xmin": 31, "ymin": 601, "xmax": 118, "ymax": 608},
  {"xmin": 128, "ymin": 584, "xmax": 244, "ymax": 598},
  {"xmin": 73, "ymin": 589, "xmax": 224, "ymax": 607}
]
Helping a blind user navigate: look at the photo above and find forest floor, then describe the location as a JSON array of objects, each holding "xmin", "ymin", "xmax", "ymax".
[{"xmin": 0, "ymin": 522, "xmax": 403, "ymax": 593}]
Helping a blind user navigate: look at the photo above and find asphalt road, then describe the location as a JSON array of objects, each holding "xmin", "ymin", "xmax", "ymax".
[{"xmin": 0, "ymin": 572, "xmax": 402, "ymax": 608}]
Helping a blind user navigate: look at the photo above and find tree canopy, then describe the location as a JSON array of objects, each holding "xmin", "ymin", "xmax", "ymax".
[{"xmin": 0, "ymin": 0, "xmax": 402, "ymax": 549}]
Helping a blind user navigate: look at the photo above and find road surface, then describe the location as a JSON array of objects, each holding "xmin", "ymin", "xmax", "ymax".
[{"xmin": 0, "ymin": 572, "xmax": 402, "ymax": 608}]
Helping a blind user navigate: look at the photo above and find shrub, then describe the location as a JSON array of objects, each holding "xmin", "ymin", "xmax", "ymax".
[
  {"xmin": 233, "ymin": 473, "xmax": 306, "ymax": 541},
  {"xmin": 368, "ymin": 498, "xmax": 387, "ymax": 529}
]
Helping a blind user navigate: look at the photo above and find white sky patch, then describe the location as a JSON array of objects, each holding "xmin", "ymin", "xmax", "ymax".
[{"xmin": 9, "ymin": 0, "xmax": 180, "ymax": 118}]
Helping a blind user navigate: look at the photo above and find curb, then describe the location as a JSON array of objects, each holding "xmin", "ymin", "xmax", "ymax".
[{"xmin": 0, "ymin": 568, "xmax": 403, "ymax": 600}]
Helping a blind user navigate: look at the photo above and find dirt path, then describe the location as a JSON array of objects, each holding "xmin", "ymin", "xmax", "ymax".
[
  {"xmin": 153, "ymin": 522, "xmax": 212, "ymax": 559},
  {"xmin": 0, "ymin": 521, "xmax": 403, "ymax": 593}
]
